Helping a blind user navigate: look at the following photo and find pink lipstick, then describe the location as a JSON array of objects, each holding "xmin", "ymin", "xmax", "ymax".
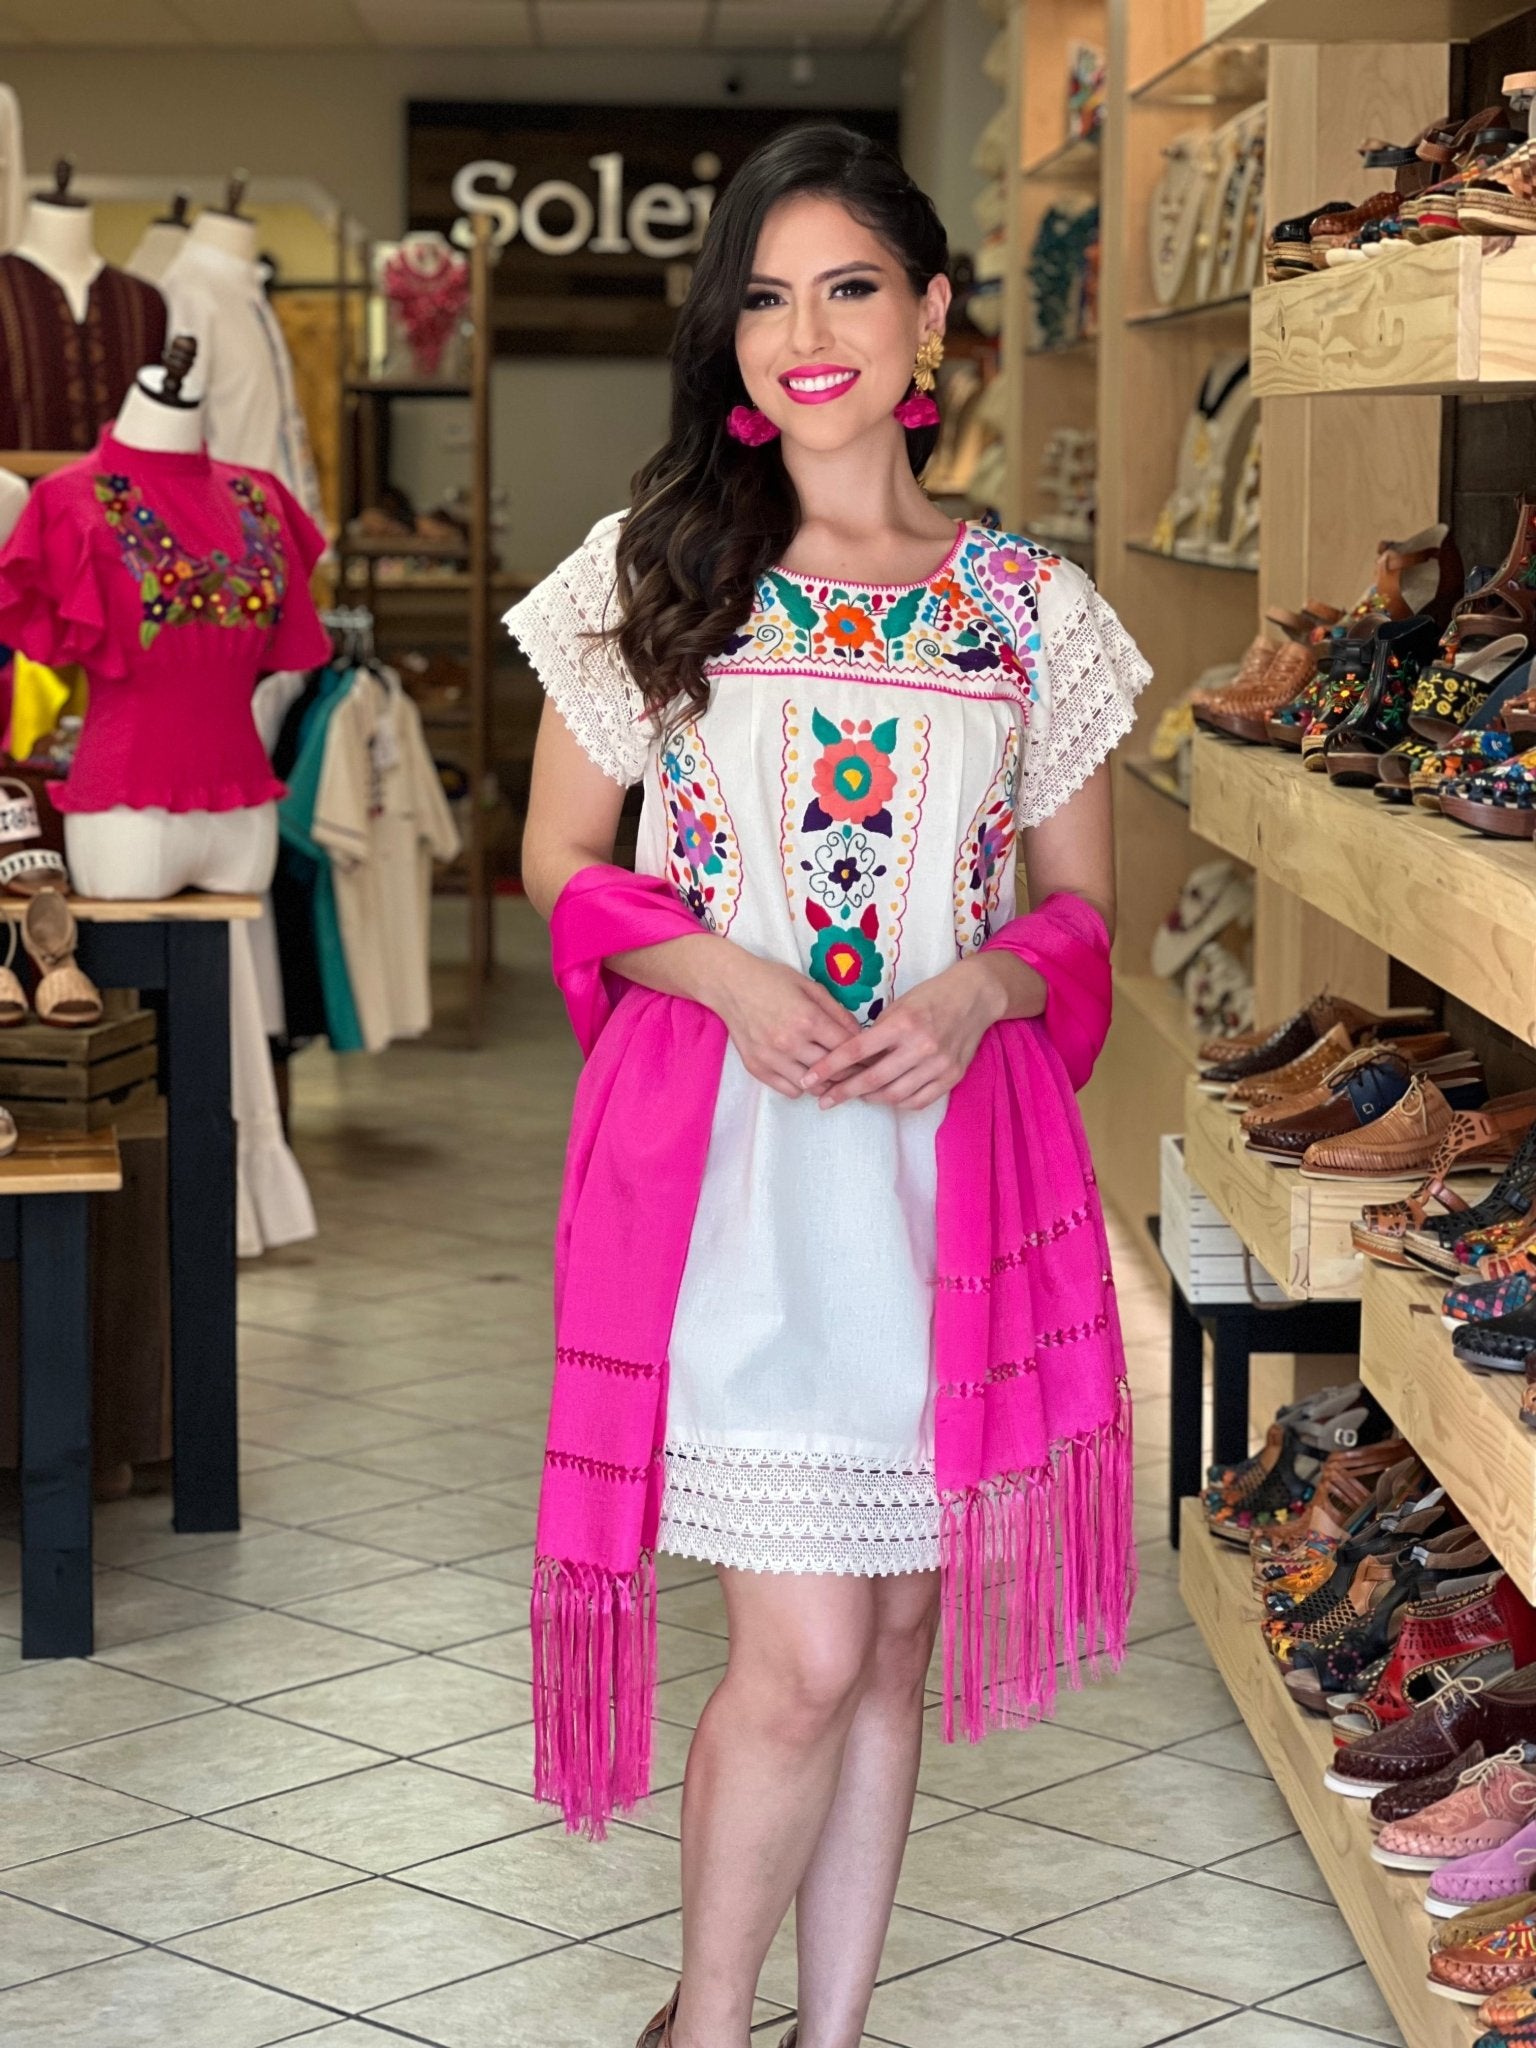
[{"xmin": 778, "ymin": 363, "xmax": 860, "ymax": 405}]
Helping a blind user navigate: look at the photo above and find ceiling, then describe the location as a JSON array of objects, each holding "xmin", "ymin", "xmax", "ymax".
[{"xmin": 0, "ymin": 0, "xmax": 926, "ymax": 48}]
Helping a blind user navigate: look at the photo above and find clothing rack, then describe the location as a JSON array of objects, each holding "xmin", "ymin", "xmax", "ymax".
[{"xmin": 334, "ymin": 213, "xmax": 495, "ymax": 1046}]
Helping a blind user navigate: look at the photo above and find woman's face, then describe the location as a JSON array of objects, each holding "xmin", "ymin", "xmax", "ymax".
[{"xmin": 734, "ymin": 192, "xmax": 949, "ymax": 452}]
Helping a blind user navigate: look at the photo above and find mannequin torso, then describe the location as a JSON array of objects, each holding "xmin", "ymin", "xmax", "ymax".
[
  {"xmin": 188, "ymin": 211, "xmax": 258, "ymax": 265},
  {"xmin": 114, "ymin": 366, "xmax": 204, "ymax": 456},
  {"xmin": 13, "ymin": 199, "xmax": 103, "ymax": 321}
]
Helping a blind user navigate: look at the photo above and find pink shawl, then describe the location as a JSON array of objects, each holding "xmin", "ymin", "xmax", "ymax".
[{"xmin": 534, "ymin": 862, "xmax": 1134, "ymax": 1835}]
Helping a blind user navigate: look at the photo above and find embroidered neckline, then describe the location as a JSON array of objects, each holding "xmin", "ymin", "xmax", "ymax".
[
  {"xmin": 769, "ymin": 518, "xmax": 969, "ymax": 594},
  {"xmin": 94, "ymin": 469, "xmax": 287, "ymax": 650}
]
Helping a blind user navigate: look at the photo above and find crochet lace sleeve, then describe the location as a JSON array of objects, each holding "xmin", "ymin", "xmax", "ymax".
[
  {"xmin": 502, "ymin": 511, "xmax": 653, "ymax": 788},
  {"xmin": 1018, "ymin": 563, "xmax": 1152, "ymax": 829}
]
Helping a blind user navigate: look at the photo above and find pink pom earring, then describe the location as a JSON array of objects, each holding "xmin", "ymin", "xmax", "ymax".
[
  {"xmin": 893, "ymin": 391, "xmax": 941, "ymax": 429},
  {"xmin": 726, "ymin": 404, "xmax": 780, "ymax": 446}
]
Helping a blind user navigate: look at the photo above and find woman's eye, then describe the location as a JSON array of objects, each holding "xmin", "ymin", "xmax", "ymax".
[
  {"xmin": 831, "ymin": 279, "xmax": 878, "ymax": 298},
  {"xmin": 743, "ymin": 289, "xmax": 782, "ymax": 311}
]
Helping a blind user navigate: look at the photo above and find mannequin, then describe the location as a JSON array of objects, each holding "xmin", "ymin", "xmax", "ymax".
[
  {"xmin": 13, "ymin": 185, "xmax": 102, "ymax": 321},
  {"xmin": 0, "ymin": 85, "xmax": 24, "ymax": 254},
  {"xmin": 0, "ymin": 336, "xmax": 330, "ymax": 1252},
  {"xmin": 0, "ymin": 470, "xmax": 24, "ymax": 549},
  {"xmin": 125, "ymin": 193, "xmax": 191, "ymax": 289},
  {"xmin": 162, "ymin": 194, "xmax": 322, "ymax": 520},
  {"xmin": 0, "ymin": 161, "xmax": 166, "ymax": 450}
]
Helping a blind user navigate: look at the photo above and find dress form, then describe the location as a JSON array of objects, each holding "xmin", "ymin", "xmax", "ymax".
[
  {"xmin": 0, "ymin": 471, "xmax": 24, "ymax": 548},
  {"xmin": 13, "ymin": 198, "xmax": 103, "ymax": 322},
  {"xmin": 188, "ymin": 210, "xmax": 258, "ymax": 264},
  {"xmin": 113, "ymin": 365, "xmax": 203, "ymax": 456}
]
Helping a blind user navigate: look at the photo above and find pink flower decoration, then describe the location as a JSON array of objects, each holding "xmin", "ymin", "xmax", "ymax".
[{"xmin": 893, "ymin": 391, "xmax": 940, "ymax": 429}]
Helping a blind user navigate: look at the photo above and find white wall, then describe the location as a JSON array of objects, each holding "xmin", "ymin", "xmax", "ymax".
[
  {"xmin": 0, "ymin": 43, "xmax": 901, "ymax": 577},
  {"xmin": 900, "ymin": 0, "xmax": 997, "ymax": 260}
]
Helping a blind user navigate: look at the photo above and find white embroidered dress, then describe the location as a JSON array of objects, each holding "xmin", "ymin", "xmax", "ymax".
[{"xmin": 506, "ymin": 515, "xmax": 1149, "ymax": 1576}]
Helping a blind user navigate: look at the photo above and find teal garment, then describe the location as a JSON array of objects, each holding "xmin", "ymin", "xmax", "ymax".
[{"xmin": 277, "ymin": 666, "xmax": 365, "ymax": 1053}]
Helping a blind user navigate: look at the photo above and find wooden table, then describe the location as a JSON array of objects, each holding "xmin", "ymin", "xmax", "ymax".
[
  {"xmin": 1, "ymin": 1132, "xmax": 123, "ymax": 1655},
  {"xmin": 2, "ymin": 894, "xmax": 259, "ymax": 1583}
]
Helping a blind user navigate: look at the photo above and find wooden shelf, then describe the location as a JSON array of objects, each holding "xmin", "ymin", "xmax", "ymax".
[
  {"xmin": 1022, "ymin": 131, "xmax": 1102, "ymax": 183},
  {"xmin": 1182, "ymin": 1075, "xmax": 1431, "ymax": 1300},
  {"xmin": 0, "ymin": 1130, "xmax": 121, "ymax": 1197},
  {"xmin": 1180, "ymin": 1501, "xmax": 1470, "ymax": 2048},
  {"xmin": 1122, "ymin": 756, "xmax": 1190, "ymax": 809},
  {"xmin": 1115, "ymin": 970, "xmax": 1203, "ymax": 1067},
  {"xmin": 1126, "ymin": 292, "xmax": 1251, "ymax": 328},
  {"xmin": 1126, "ymin": 538, "xmax": 1258, "ymax": 574},
  {"xmin": 1189, "ymin": 734, "xmax": 1536, "ymax": 1049},
  {"xmin": 1361, "ymin": 1262, "xmax": 1536, "ymax": 1604},
  {"xmin": 1212, "ymin": 0, "xmax": 1528, "ymax": 40},
  {"xmin": 1129, "ymin": 33, "xmax": 1265, "ymax": 105},
  {"xmin": 346, "ymin": 379, "xmax": 471, "ymax": 399},
  {"xmin": 0, "ymin": 450, "xmax": 81, "ymax": 479},
  {"xmin": 1025, "ymin": 336, "xmax": 1098, "ymax": 358},
  {"xmin": 1251, "ymin": 239, "xmax": 1536, "ymax": 398}
]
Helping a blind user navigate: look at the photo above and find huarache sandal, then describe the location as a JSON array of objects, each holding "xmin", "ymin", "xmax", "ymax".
[
  {"xmin": 1363, "ymin": 1124, "xmax": 1536, "ymax": 1270},
  {"xmin": 1454, "ymin": 1308, "xmax": 1536, "ymax": 1375},
  {"xmin": 1440, "ymin": 749, "xmax": 1536, "ymax": 840},
  {"xmin": 1460, "ymin": 137, "xmax": 1536, "ymax": 235},
  {"xmin": 1265, "ymin": 200, "xmax": 1353, "ymax": 279},
  {"xmin": 20, "ymin": 889, "xmax": 101, "ymax": 1028}
]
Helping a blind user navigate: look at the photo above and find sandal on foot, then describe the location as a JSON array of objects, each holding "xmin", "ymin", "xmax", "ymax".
[
  {"xmin": 20, "ymin": 889, "xmax": 101, "ymax": 1028},
  {"xmin": 636, "ymin": 1987, "xmax": 680, "ymax": 2048}
]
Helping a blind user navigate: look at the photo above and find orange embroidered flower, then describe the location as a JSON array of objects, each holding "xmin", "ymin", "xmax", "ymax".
[
  {"xmin": 812, "ymin": 738, "xmax": 897, "ymax": 822},
  {"xmin": 819, "ymin": 602, "xmax": 878, "ymax": 653}
]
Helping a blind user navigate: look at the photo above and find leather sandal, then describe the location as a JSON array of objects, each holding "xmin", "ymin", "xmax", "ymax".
[
  {"xmin": 1298, "ymin": 1079, "xmax": 1531, "ymax": 1185},
  {"xmin": 1198, "ymin": 993, "xmax": 1435, "ymax": 1092},
  {"xmin": 0, "ymin": 922, "xmax": 27, "ymax": 1029},
  {"xmin": 636, "ymin": 1987, "xmax": 680, "ymax": 2048},
  {"xmin": 1445, "ymin": 499, "xmax": 1536, "ymax": 654},
  {"xmin": 1197, "ymin": 640, "xmax": 1318, "ymax": 744},
  {"xmin": 1460, "ymin": 136, "xmax": 1536, "ymax": 235},
  {"xmin": 1441, "ymin": 748, "xmax": 1536, "ymax": 840},
  {"xmin": 1264, "ymin": 200, "xmax": 1352, "ymax": 280},
  {"xmin": 21, "ymin": 889, "xmax": 101, "ymax": 1028},
  {"xmin": 1359, "ymin": 1122, "xmax": 1536, "ymax": 1270}
]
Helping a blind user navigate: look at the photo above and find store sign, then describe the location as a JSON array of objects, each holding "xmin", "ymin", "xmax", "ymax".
[{"xmin": 407, "ymin": 101, "xmax": 898, "ymax": 357}]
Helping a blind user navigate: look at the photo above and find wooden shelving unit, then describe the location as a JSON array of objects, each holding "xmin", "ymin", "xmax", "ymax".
[
  {"xmin": 1251, "ymin": 237, "xmax": 1536, "ymax": 398},
  {"xmin": 1361, "ymin": 1263, "xmax": 1536, "ymax": 1603},
  {"xmin": 336, "ymin": 216, "xmax": 497, "ymax": 1046},
  {"xmin": 1190, "ymin": 734, "xmax": 1536, "ymax": 1046},
  {"xmin": 1210, "ymin": 0, "xmax": 1528, "ymax": 39},
  {"xmin": 1180, "ymin": 1500, "xmax": 1471, "ymax": 2048}
]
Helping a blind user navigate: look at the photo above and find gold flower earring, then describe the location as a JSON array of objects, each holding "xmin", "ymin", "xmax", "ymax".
[{"xmin": 894, "ymin": 332, "xmax": 945, "ymax": 428}]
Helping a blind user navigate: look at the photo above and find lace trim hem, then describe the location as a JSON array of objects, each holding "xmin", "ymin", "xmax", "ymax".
[
  {"xmin": 1019, "ymin": 585, "xmax": 1152, "ymax": 829},
  {"xmin": 656, "ymin": 1443, "xmax": 941, "ymax": 1577}
]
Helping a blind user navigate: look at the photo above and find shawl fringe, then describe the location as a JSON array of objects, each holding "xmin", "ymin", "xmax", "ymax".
[
  {"xmin": 939, "ymin": 1384, "xmax": 1136, "ymax": 1742},
  {"xmin": 531, "ymin": 1553, "xmax": 657, "ymax": 1840}
]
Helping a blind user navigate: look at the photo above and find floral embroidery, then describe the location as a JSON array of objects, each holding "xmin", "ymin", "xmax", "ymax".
[
  {"xmin": 657, "ymin": 720, "xmax": 741, "ymax": 934},
  {"xmin": 94, "ymin": 471, "xmax": 287, "ymax": 651},
  {"xmin": 781, "ymin": 702, "xmax": 930, "ymax": 1020},
  {"xmin": 953, "ymin": 725, "xmax": 1020, "ymax": 953},
  {"xmin": 714, "ymin": 529, "xmax": 1053, "ymax": 710}
]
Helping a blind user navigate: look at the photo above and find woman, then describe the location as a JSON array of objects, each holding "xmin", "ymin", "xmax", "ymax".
[{"xmin": 508, "ymin": 123, "xmax": 1148, "ymax": 2048}]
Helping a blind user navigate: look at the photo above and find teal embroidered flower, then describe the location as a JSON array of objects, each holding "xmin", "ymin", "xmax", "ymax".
[{"xmin": 809, "ymin": 923, "xmax": 884, "ymax": 1010}]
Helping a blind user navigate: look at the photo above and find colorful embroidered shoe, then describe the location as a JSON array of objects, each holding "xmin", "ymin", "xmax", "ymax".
[
  {"xmin": 1375, "ymin": 637, "xmax": 1531, "ymax": 798},
  {"xmin": 1413, "ymin": 728, "xmax": 1523, "ymax": 809},
  {"xmin": 1373, "ymin": 1748, "xmax": 1536, "ymax": 1871},
  {"xmin": 1429, "ymin": 1903, "xmax": 1536, "ymax": 2003},
  {"xmin": 1441, "ymin": 749, "xmax": 1536, "ymax": 840},
  {"xmin": 1461, "ymin": 138, "xmax": 1536, "ymax": 236},
  {"xmin": 1204, "ymin": 1382, "xmax": 1363, "ymax": 1495},
  {"xmin": 1480, "ymin": 1979, "xmax": 1536, "ymax": 2033},
  {"xmin": 1323, "ymin": 615, "xmax": 1441, "ymax": 784},
  {"xmin": 1444, "ymin": 1263, "xmax": 1536, "ymax": 1328}
]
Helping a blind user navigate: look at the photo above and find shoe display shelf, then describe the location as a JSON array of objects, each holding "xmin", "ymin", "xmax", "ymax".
[
  {"xmin": 1179, "ymin": 1499, "xmax": 1473, "ymax": 2048},
  {"xmin": 1178, "ymin": 1075, "xmax": 1486, "ymax": 1300},
  {"xmin": 1251, "ymin": 236, "xmax": 1536, "ymax": 398},
  {"xmin": 1361, "ymin": 1261, "xmax": 1536, "ymax": 1603},
  {"xmin": 1081, "ymin": 0, "xmax": 1270, "ymax": 1223},
  {"xmin": 1190, "ymin": 733, "xmax": 1536, "ymax": 1049},
  {"xmin": 1207, "ymin": 0, "xmax": 1530, "ymax": 43}
]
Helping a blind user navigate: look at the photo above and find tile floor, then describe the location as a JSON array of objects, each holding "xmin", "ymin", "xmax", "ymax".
[{"xmin": 0, "ymin": 905, "xmax": 1405, "ymax": 2047}]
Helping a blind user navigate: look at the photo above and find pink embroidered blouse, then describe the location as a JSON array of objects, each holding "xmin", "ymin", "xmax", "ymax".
[{"xmin": 0, "ymin": 430, "xmax": 330, "ymax": 814}]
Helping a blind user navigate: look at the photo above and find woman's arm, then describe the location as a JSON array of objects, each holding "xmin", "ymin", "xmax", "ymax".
[{"xmin": 523, "ymin": 700, "xmax": 860, "ymax": 1096}]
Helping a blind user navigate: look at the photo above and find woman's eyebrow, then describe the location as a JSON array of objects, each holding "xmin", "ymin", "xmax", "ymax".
[{"xmin": 746, "ymin": 262, "xmax": 885, "ymax": 288}]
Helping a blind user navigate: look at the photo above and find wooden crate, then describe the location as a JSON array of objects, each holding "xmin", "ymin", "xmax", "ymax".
[
  {"xmin": 1250, "ymin": 237, "xmax": 1536, "ymax": 399},
  {"xmin": 1160, "ymin": 1132, "xmax": 1288, "ymax": 1303},
  {"xmin": 0, "ymin": 1009, "xmax": 157, "ymax": 1133}
]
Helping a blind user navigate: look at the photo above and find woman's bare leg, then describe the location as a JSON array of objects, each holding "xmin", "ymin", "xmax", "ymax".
[
  {"xmin": 672, "ymin": 1568, "xmax": 877, "ymax": 2048},
  {"xmin": 791, "ymin": 1570, "xmax": 940, "ymax": 2048}
]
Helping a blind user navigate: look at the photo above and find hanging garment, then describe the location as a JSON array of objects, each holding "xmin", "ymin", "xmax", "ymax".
[
  {"xmin": 0, "ymin": 429, "xmax": 330, "ymax": 813},
  {"xmin": 247, "ymin": 668, "xmax": 314, "ymax": 1039},
  {"xmin": 311, "ymin": 667, "xmax": 460, "ymax": 1050},
  {"xmin": 268, "ymin": 667, "xmax": 329, "ymax": 1046},
  {"xmin": 0, "ymin": 255, "xmax": 167, "ymax": 451},
  {"xmin": 277, "ymin": 666, "xmax": 365, "ymax": 1053},
  {"xmin": 506, "ymin": 512, "xmax": 1151, "ymax": 1592},
  {"xmin": 161, "ymin": 236, "xmax": 323, "ymax": 524}
]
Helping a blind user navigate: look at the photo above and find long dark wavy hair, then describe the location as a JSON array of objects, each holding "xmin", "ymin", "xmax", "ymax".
[{"xmin": 612, "ymin": 122, "xmax": 949, "ymax": 732}]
